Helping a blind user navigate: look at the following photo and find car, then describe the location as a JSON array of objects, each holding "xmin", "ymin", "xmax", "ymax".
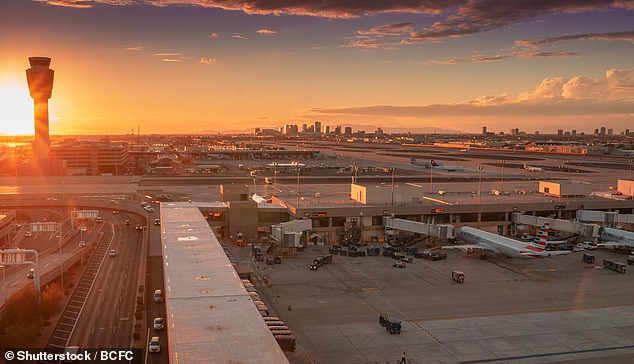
[
  {"xmin": 148, "ymin": 336, "xmax": 161, "ymax": 353},
  {"xmin": 79, "ymin": 241, "xmax": 86, "ymax": 247},
  {"xmin": 109, "ymin": 249, "xmax": 116, "ymax": 257},
  {"xmin": 112, "ymin": 210, "xmax": 118, "ymax": 214},
  {"xmin": 125, "ymin": 219, "xmax": 130, "ymax": 225},
  {"xmin": 153, "ymin": 289, "xmax": 163, "ymax": 303},
  {"xmin": 573, "ymin": 243, "xmax": 584, "ymax": 252},
  {"xmin": 80, "ymin": 226, "xmax": 87, "ymax": 232},
  {"xmin": 25, "ymin": 231, "xmax": 32, "ymax": 237},
  {"xmin": 153, "ymin": 317, "xmax": 165, "ymax": 330},
  {"xmin": 135, "ymin": 224, "xmax": 142, "ymax": 230},
  {"xmin": 26, "ymin": 268, "xmax": 34, "ymax": 279},
  {"xmin": 154, "ymin": 219, "xmax": 160, "ymax": 226}
]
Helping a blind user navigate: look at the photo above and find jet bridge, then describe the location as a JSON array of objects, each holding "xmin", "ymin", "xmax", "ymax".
[
  {"xmin": 576, "ymin": 210, "xmax": 634, "ymax": 226},
  {"xmin": 271, "ymin": 219, "xmax": 312, "ymax": 250},
  {"xmin": 511, "ymin": 212, "xmax": 600, "ymax": 239},
  {"xmin": 383, "ymin": 217, "xmax": 454, "ymax": 239}
]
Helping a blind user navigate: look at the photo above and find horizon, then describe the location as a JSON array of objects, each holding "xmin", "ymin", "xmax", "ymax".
[{"xmin": 1, "ymin": 1, "xmax": 633, "ymax": 135}]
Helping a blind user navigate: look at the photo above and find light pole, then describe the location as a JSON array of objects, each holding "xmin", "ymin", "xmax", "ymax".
[
  {"xmin": 630, "ymin": 159, "xmax": 632, "ymax": 178},
  {"xmin": 1, "ymin": 264, "xmax": 5, "ymax": 288},
  {"xmin": 478, "ymin": 165, "xmax": 484, "ymax": 204},
  {"xmin": 391, "ymin": 167, "xmax": 395, "ymax": 207},
  {"xmin": 58, "ymin": 223, "xmax": 63, "ymax": 290},
  {"xmin": 429, "ymin": 164, "xmax": 433, "ymax": 194},
  {"xmin": 273, "ymin": 168, "xmax": 277, "ymax": 198},
  {"xmin": 296, "ymin": 167, "xmax": 300, "ymax": 211},
  {"xmin": 500, "ymin": 160, "xmax": 505, "ymax": 194}
]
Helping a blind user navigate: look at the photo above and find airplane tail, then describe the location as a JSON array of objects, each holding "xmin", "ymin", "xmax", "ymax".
[
  {"xmin": 431, "ymin": 160, "xmax": 441, "ymax": 166},
  {"xmin": 529, "ymin": 223, "xmax": 550, "ymax": 250}
]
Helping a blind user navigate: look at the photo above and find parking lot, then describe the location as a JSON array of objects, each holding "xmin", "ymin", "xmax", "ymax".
[{"xmin": 243, "ymin": 246, "xmax": 634, "ymax": 363}]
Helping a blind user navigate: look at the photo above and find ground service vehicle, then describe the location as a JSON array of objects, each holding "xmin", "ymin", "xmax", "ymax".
[
  {"xmin": 452, "ymin": 270, "xmax": 465, "ymax": 283},
  {"xmin": 582, "ymin": 253, "xmax": 596, "ymax": 264},
  {"xmin": 393, "ymin": 260, "xmax": 406, "ymax": 268},
  {"xmin": 274, "ymin": 256, "xmax": 282, "ymax": 264},
  {"xmin": 603, "ymin": 259, "xmax": 627, "ymax": 273},
  {"xmin": 628, "ymin": 253, "xmax": 634, "ymax": 265},
  {"xmin": 582, "ymin": 242, "xmax": 597, "ymax": 250},
  {"xmin": 379, "ymin": 314, "xmax": 401, "ymax": 334},
  {"xmin": 309, "ymin": 255, "xmax": 332, "ymax": 270},
  {"xmin": 422, "ymin": 249, "xmax": 448, "ymax": 260},
  {"xmin": 266, "ymin": 257, "xmax": 274, "ymax": 265}
]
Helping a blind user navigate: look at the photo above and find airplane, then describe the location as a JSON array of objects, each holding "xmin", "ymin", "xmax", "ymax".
[
  {"xmin": 410, "ymin": 157, "xmax": 464, "ymax": 171},
  {"xmin": 597, "ymin": 227, "xmax": 634, "ymax": 250},
  {"xmin": 444, "ymin": 223, "xmax": 572, "ymax": 258},
  {"xmin": 523, "ymin": 164, "xmax": 544, "ymax": 172}
]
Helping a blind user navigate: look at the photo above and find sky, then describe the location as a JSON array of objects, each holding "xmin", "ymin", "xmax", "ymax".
[{"xmin": 0, "ymin": 0, "xmax": 633, "ymax": 135}]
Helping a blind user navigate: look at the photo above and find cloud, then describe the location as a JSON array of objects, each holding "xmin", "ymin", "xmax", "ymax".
[
  {"xmin": 310, "ymin": 68, "xmax": 634, "ymax": 118},
  {"xmin": 200, "ymin": 57, "xmax": 217, "ymax": 64},
  {"xmin": 151, "ymin": 52, "xmax": 185, "ymax": 62},
  {"xmin": 152, "ymin": 52, "xmax": 181, "ymax": 56},
  {"xmin": 409, "ymin": 1, "xmax": 627, "ymax": 42},
  {"xmin": 232, "ymin": 34, "xmax": 248, "ymax": 40},
  {"xmin": 356, "ymin": 22, "xmax": 415, "ymax": 36},
  {"xmin": 430, "ymin": 51, "xmax": 578, "ymax": 64},
  {"xmin": 256, "ymin": 29, "xmax": 276, "ymax": 35},
  {"xmin": 515, "ymin": 30, "xmax": 634, "ymax": 49},
  {"xmin": 209, "ymin": 32, "xmax": 219, "ymax": 39},
  {"xmin": 40, "ymin": 0, "xmax": 92, "ymax": 8},
  {"xmin": 36, "ymin": 0, "xmax": 451, "ymax": 17},
  {"xmin": 125, "ymin": 46, "xmax": 144, "ymax": 51},
  {"xmin": 37, "ymin": 0, "xmax": 132, "ymax": 6},
  {"xmin": 346, "ymin": 2, "xmax": 634, "ymax": 48}
]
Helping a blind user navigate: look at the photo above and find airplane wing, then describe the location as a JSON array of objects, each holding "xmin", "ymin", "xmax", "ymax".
[{"xmin": 442, "ymin": 243, "xmax": 500, "ymax": 253}]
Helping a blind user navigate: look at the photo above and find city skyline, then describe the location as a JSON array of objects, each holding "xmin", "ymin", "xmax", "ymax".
[{"xmin": 1, "ymin": 0, "xmax": 633, "ymax": 135}]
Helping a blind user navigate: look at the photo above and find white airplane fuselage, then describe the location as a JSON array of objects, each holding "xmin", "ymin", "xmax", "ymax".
[{"xmin": 456, "ymin": 227, "xmax": 562, "ymax": 258}]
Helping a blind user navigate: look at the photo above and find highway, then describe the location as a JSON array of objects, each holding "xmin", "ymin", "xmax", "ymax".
[
  {"xmin": 63, "ymin": 212, "xmax": 144, "ymax": 350},
  {"xmin": 144, "ymin": 208, "xmax": 168, "ymax": 364}
]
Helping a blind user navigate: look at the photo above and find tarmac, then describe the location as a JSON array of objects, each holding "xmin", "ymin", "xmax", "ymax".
[{"xmin": 242, "ymin": 245, "xmax": 634, "ymax": 364}]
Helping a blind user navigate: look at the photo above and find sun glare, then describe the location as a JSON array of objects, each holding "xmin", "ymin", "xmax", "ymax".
[{"xmin": 0, "ymin": 82, "xmax": 34, "ymax": 135}]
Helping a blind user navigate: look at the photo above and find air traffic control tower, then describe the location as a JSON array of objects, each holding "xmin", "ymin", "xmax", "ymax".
[{"xmin": 26, "ymin": 57, "xmax": 54, "ymax": 162}]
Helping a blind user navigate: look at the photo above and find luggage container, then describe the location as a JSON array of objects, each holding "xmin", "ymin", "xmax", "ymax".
[{"xmin": 582, "ymin": 253, "xmax": 596, "ymax": 264}]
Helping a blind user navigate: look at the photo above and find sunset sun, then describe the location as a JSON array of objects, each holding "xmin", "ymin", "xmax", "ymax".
[{"xmin": 0, "ymin": 82, "xmax": 33, "ymax": 135}]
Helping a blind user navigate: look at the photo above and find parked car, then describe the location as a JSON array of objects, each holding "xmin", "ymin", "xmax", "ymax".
[
  {"xmin": 26, "ymin": 268, "xmax": 35, "ymax": 279},
  {"xmin": 109, "ymin": 249, "xmax": 116, "ymax": 257}
]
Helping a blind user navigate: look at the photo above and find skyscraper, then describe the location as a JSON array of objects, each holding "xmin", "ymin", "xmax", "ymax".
[{"xmin": 314, "ymin": 121, "xmax": 322, "ymax": 135}]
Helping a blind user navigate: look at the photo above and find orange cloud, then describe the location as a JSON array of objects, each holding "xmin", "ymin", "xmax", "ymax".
[{"xmin": 256, "ymin": 29, "xmax": 276, "ymax": 35}]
